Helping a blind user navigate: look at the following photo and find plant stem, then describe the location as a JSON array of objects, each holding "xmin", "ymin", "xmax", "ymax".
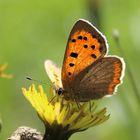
[
  {"xmin": 113, "ymin": 34, "xmax": 140, "ymax": 106},
  {"xmin": 43, "ymin": 125, "xmax": 73, "ymax": 140},
  {"xmin": 87, "ymin": 0, "xmax": 101, "ymax": 28}
]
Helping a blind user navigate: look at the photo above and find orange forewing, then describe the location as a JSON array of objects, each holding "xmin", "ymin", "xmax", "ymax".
[{"xmin": 62, "ymin": 30, "xmax": 104, "ymax": 83}]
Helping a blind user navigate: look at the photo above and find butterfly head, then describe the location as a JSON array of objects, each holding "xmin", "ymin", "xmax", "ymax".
[
  {"xmin": 56, "ymin": 87, "xmax": 65, "ymax": 96},
  {"xmin": 56, "ymin": 87, "xmax": 72, "ymax": 101}
]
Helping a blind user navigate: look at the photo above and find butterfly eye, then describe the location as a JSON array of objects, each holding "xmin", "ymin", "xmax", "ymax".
[{"xmin": 57, "ymin": 88, "xmax": 63, "ymax": 95}]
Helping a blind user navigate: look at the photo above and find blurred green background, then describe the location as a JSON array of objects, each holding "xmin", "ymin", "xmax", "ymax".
[{"xmin": 0, "ymin": 0, "xmax": 140, "ymax": 139}]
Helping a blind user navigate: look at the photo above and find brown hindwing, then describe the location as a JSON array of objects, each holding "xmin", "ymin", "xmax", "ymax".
[{"xmin": 71, "ymin": 57, "xmax": 124, "ymax": 101}]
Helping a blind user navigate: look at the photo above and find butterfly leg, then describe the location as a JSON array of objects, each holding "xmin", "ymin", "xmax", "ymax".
[
  {"xmin": 89, "ymin": 101, "xmax": 95, "ymax": 117},
  {"xmin": 89, "ymin": 101, "xmax": 92, "ymax": 113},
  {"xmin": 74, "ymin": 98, "xmax": 81, "ymax": 110},
  {"xmin": 48, "ymin": 85, "xmax": 56, "ymax": 104},
  {"xmin": 48, "ymin": 95, "xmax": 56, "ymax": 105},
  {"xmin": 49, "ymin": 85, "xmax": 55, "ymax": 96}
]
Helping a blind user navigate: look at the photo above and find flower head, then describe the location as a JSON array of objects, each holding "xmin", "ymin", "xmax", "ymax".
[
  {"xmin": 0, "ymin": 63, "xmax": 12, "ymax": 79},
  {"xmin": 22, "ymin": 84, "xmax": 109, "ymax": 140},
  {"xmin": 22, "ymin": 59, "xmax": 110, "ymax": 140}
]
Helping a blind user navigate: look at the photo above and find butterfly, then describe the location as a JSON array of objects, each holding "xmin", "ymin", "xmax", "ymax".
[{"xmin": 45, "ymin": 19, "xmax": 125, "ymax": 102}]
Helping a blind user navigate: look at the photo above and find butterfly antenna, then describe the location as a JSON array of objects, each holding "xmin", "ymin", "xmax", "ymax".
[{"xmin": 26, "ymin": 76, "xmax": 47, "ymax": 85}]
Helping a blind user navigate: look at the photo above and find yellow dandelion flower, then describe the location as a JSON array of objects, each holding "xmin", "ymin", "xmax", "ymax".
[
  {"xmin": 22, "ymin": 59, "xmax": 109, "ymax": 140},
  {"xmin": 22, "ymin": 84, "xmax": 109, "ymax": 140},
  {"xmin": 0, "ymin": 63, "xmax": 12, "ymax": 79}
]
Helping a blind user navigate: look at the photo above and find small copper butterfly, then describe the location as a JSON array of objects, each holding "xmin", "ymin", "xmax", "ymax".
[{"xmin": 45, "ymin": 19, "xmax": 125, "ymax": 102}]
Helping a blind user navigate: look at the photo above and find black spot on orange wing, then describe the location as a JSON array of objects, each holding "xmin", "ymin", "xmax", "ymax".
[
  {"xmin": 69, "ymin": 63, "xmax": 75, "ymax": 67},
  {"xmin": 91, "ymin": 54, "xmax": 97, "ymax": 58},
  {"xmin": 99, "ymin": 46, "xmax": 103, "ymax": 52},
  {"xmin": 83, "ymin": 45, "xmax": 88, "ymax": 48},
  {"xmin": 78, "ymin": 36, "xmax": 82, "ymax": 39},
  {"xmin": 91, "ymin": 45, "xmax": 95, "ymax": 50},
  {"xmin": 71, "ymin": 39, "xmax": 76, "ymax": 42},
  {"xmin": 68, "ymin": 72, "xmax": 72, "ymax": 76},
  {"xmin": 83, "ymin": 36, "xmax": 87, "ymax": 40},
  {"xmin": 98, "ymin": 38, "xmax": 102, "ymax": 43},
  {"xmin": 70, "ymin": 52, "xmax": 78, "ymax": 58}
]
